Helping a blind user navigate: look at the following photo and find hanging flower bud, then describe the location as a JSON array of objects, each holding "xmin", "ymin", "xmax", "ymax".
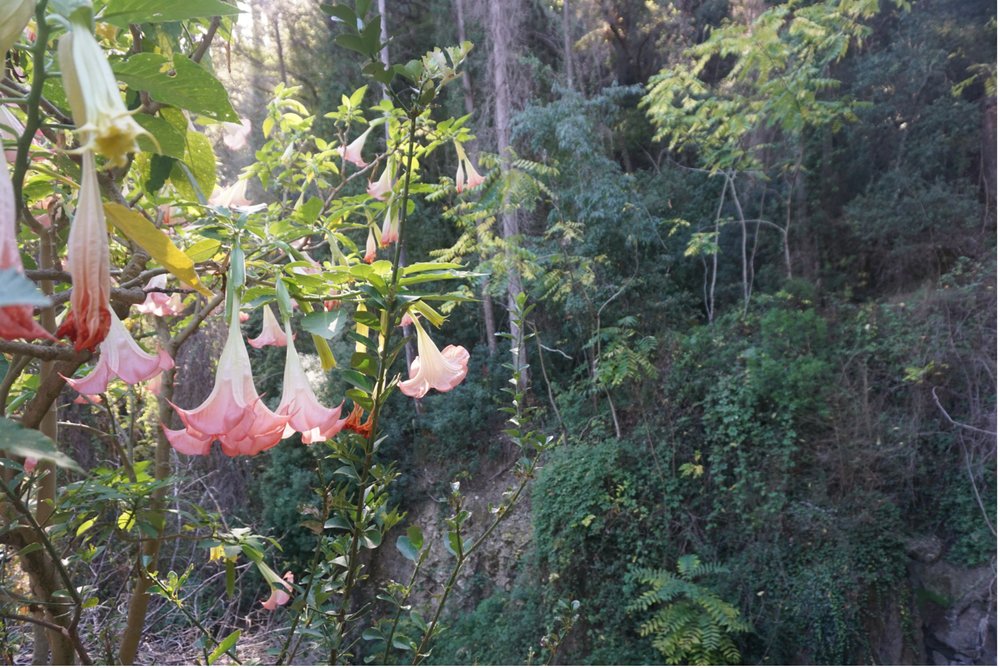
[
  {"xmin": 364, "ymin": 227, "xmax": 377, "ymax": 264},
  {"xmin": 248, "ymin": 306, "xmax": 288, "ymax": 349},
  {"xmin": 454, "ymin": 142, "xmax": 485, "ymax": 193},
  {"xmin": 56, "ymin": 152, "xmax": 111, "ymax": 351},
  {"xmin": 379, "ymin": 202, "xmax": 399, "ymax": 247},
  {"xmin": 277, "ymin": 320, "xmax": 346, "ymax": 443},
  {"xmin": 366, "ymin": 160, "xmax": 394, "ymax": 201},
  {"xmin": 58, "ymin": 20, "xmax": 147, "ymax": 167}
]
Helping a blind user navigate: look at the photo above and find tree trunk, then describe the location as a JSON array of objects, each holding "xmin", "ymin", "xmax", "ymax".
[{"xmin": 489, "ymin": 0, "xmax": 528, "ymax": 383}]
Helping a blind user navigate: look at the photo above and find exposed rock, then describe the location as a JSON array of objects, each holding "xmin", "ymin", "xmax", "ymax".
[{"xmin": 906, "ymin": 534, "xmax": 944, "ymax": 563}]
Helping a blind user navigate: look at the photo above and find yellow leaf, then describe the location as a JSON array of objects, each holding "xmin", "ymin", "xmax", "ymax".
[
  {"xmin": 103, "ymin": 203, "xmax": 213, "ymax": 297},
  {"xmin": 117, "ymin": 510, "xmax": 135, "ymax": 532}
]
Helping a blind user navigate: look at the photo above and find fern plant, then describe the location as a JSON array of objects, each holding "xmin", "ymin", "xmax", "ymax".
[{"xmin": 628, "ymin": 555, "xmax": 750, "ymax": 665}]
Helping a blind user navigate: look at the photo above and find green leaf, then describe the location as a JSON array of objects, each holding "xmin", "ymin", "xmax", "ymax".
[
  {"xmin": 114, "ymin": 54, "xmax": 238, "ymax": 122},
  {"xmin": 76, "ymin": 517, "xmax": 97, "ymax": 537},
  {"xmin": 322, "ymin": 4, "xmax": 356, "ymax": 24},
  {"xmin": 334, "ymin": 33, "xmax": 371, "ymax": 57},
  {"xmin": 134, "ymin": 113, "xmax": 187, "ymax": 159},
  {"xmin": 300, "ymin": 309, "xmax": 346, "ymax": 340},
  {"xmin": 103, "ymin": 203, "xmax": 213, "ymax": 297},
  {"xmin": 0, "ymin": 417, "xmax": 82, "ymax": 471},
  {"xmin": 185, "ymin": 238, "xmax": 222, "ymax": 263},
  {"xmin": 396, "ymin": 535, "xmax": 418, "ymax": 562},
  {"xmin": 0, "ymin": 269, "xmax": 51, "ymax": 307},
  {"xmin": 341, "ymin": 369, "xmax": 374, "ymax": 393},
  {"xmin": 169, "ymin": 130, "xmax": 217, "ymax": 202},
  {"xmin": 207, "ymin": 630, "xmax": 240, "ymax": 665},
  {"xmin": 103, "ymin": 0, "xmax": 240, "ymax": 26}
]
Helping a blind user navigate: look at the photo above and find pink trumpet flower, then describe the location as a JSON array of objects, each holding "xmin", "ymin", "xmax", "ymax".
[
  {"xmin": 222, "ymin": 118, "xmax": 252, "ymax": 151},
  {"xmin": 277, "ymin": 320, "xmax": 346, "ymax": 443},
  {"xmin": 454, "ymin": 143, "xmax": 485, "ymax": 193},
  {"xmin": 64, "ymin": 309, "xmax": 173, "ymax": 395},
  {"xmin": 364, "ymin": 227, "xmax": 377, "ymax": 264},
  {"xmin": 398, "ymin": 316, "xmax": 470, "ymax": 398},
  {"xmin": 135, "ymin": 274, "xmax": 182, "ymax": 317},
  {"xmin": 261, "ymin": 571, "xmax": 295, "ymax": 610},
  {"xmin": 379, "ymin": 203, "xmax": 399, "ymax": 247},
  {"xmin": 0, "ymin": 139, "xmax": 54, "ymax": 341},
  {"xmin": 164, "ymin": 299, "xmax": 289, "ymax": 457},
  {"xmin": 56, "ymin": 152, "xmax": 111, "ymax": 351},
  {"xmin": 248, "ymin": 306, "xmax": 287, "ymax": 349},
  {"xmin": 337, "ymin": 126, "xmax": 372, "ymax": 168},
  {"xmin": 366, "ymin": 161, "xmax": 394, "ymax": 201}
]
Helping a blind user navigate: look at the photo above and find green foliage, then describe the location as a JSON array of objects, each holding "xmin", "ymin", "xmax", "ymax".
[{"xmin": 629, "ymin": 555, "xmax": 749, "ymax": 665}]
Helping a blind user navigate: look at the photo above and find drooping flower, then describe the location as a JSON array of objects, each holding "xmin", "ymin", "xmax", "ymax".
[
  {"xmin": 56, "ymin": 152, "xmax": 111, "ymax": 351},
  {"xmin": 58, "ymin": 20, "xmax": 147, "ymax": 167},
  {"xmin": 0, "ymin": 138, "xmax": 54, "ymax": 341},
  {"xmin": 209, "ymin": 179, "xmax": 265, "ymax": 212},
  {"xmin": 248, "ymin": 306, "xmax": 287, "ymax": 349},
  {"xmin": 221, "ymin": 118, "xmax": 252, "ymax": 151},
  {"xmin": 135, "ymin": 274, "xmax": 183, "ymax": 317},
  {"xmin": 337, "ymin": 126, "xmax": 372, "ymax": 168},
  {"xmin": 364, "ymin": 227, "xmax": 377, "ymax": 264},
  {"xmin": 379, "ymin": 202, "xmax": 399, "ymax": 247},
  {"xmin": 64, "ymin": 308, "xmax": 173, "ymax": 395},
  {"xmin": 454, "ymin": 143, "xmax": 485, "ymax": 193},
  {"xmin": 277, "ymin": 320, "xmax": 346, "ymax": 443},
  {"xmin": 398, "ymin": 316, "xmax": 470, "ymax": 398},
  {"xmin": 366, "ymin": 160, "xmax": 394, "ymax": 201},
  {"xmin": 0, "ymin": 1, "xmax": 35, "ymax": 59},
  {"xmin": 261, "ymin": 571, "xmax": 295, "ymax": 610},
  {"xmin": 164, "ymin": 298, "xmax": 289, "ymax": 457}
]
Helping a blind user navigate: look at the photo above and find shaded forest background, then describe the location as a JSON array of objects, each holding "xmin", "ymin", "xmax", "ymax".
[{"xmin": 135, "ymin": 0, "xmax": 995, "ymax": 664}]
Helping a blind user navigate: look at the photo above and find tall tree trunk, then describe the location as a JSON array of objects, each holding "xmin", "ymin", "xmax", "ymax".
[
  {"xmin": 456, "ymin": 0, "xmax": 498, "ymax": 355},
  {"xmin": 489, "ymin": 0, "xmax": 527, "ymax": 384},
  {"xmin": 562, "ymin": 0, "xmax": 575, "ymax": 90}
]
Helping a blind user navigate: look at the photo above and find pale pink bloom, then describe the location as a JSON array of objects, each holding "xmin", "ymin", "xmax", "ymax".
[
  {"xmin": 364, "ymin": 227, "xmax": 377, "ymax": 264},
  {"xmin": 209, "ymin": 180, "xmax": 266, "ymax": 213},
  {"xmin": 366, "ymin": 162, "xmax": 394, "ymax": 201},
  {"xmin": 164, "ymin": 300, "xmax": 289, "ymax": 457},
  {"xmin": 136, "ymin": 274, "xmax": 183, "ymax": 317},
  {"xmin": 454, "ymin": 144, "xmax": 485, "ymax": 193},
  {"xmin": 379, "ymin": 203, "xmax": 399, "ymax": 247},
  {"xmin": 277, "ymin": 320, "xmax": 346, "ymax": 443},
  {"xmin": 64, "ymin": 308, "xmax": 173, "ymax": 395},
  {"xmin": 248, "ymin": 306, "xmax": 287, "ymax": 349},
  {"xmin": 337, "ymin": 126, "xmax": 372, "ymax": 168},
  {"xmin": 145, "ymin": 373, "xmax": 162, "ymax": 396},
  {"xmin": 222, "ymin": 118, "xmax": 252, "ymax": 151},
  {"xmin": 261, "ymin": 571, "xmax": 295, "ymax": 610},
  {"xmin": 398, "ymin": 317, "xmax": 470, "ymax": 398},
  {"xmin": 399, "ymin": 312, "xmax": 414, "ymax": 328},
  {"xmin": 0, "ymin": 138, "xmax": 54, "ymax": 341},
  {"xmin": 73, "ymin": 394, "xmax": 102, "ymax": 405},
  {"xmin": 239, "ymin": 311, "xmax": 250, "ymax": 323},
  {"xmin": 24, "ymin": 457, "xmax": 37, "ymax": 473},
  {"xmin": 56, "ymin": 152, "xmax": 111, "ymax": 351}
]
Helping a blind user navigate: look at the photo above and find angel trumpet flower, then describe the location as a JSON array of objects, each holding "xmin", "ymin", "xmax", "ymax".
[
  {"xmin": 364, "ymin": 227, "xmax": 377, "ymax": 263},
  {"xmin": 0, "ymin": 140, "xmax": 54, "ymax": 341},
  {"xmin": 164, "ymin": 299, "xmax": 289, "ymax": 457},
  {"xmin": 398, "ymin": 316, "xmax": 470, "ymax": 398},
  {"xmin": 56, "ymin": 152, "xmax": 111, "ymax": 351},
  {"xmin": 277, "ymin": 320, "xmax": 346, "ymax": 443},
  {"xmin": 337, "ymin": 126, "xmax": 372, "ymax": 168},
  {"xmin": 248, "ymin": 306, "xmax": 287, "ymax": 349},
  {"xmin": 0, "ymin": 1, "xmax": 34, "ymax": 56},
  {"xmin": 135, "ymin": 274, "xmax": 182, "ymax": 317},
  {"xmin": 58, "ymin": 20, "xmax": 147, "ymax": 167},
  {"xmin": 454, "ymin": 143, "xmax": 485, "ymax": 193},
  {"xmin": 64, "ymin": 308, "xmax": 173, "ymax": 394},
  {"xmin": 261, "ymin": 571, "xmax": 295, "ymax": 610},
  {"xmin": 366, "ymin": 160, "xmax": 394, "ymax": 201},
  {"xmin": 379, "ymin": 202, "xmax": 399, "ymax": 247}
]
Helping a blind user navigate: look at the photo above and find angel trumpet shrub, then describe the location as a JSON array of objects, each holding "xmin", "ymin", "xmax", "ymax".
[
  {"xmin": 164, "ymin": 299, "xmax": 289, "ymax": 457},
  {"xmin": 454, "ymin": 143, "xmax": 485, "ymax": 193},
  {"xmin": 58, "ymin": 20, "xmax": 147, "ymax": 167},
  {"xmin": 64, "ymin": 308, "xmax": 173, "ymax": 394},
  {"xmin": 337, "ymin": 126, "xmax": 372, "ymax": 168},
  {"xmin": 0, "ymin": 140, "xmax": 54, "ymax": 341},
  {"xmin": 398, "ymin": 316, "xmax": 470, "ymax": 398},
  {"xmin": 277, "ymin": 320, "xmax": 346, "ymax": 443},
  {"xmin": 56, "ymin": 152, "xmax": 111, "ymax": 351},
  {"xmin": 248, "ymin": 306, "xmax": 287, "ymax": 349}
]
